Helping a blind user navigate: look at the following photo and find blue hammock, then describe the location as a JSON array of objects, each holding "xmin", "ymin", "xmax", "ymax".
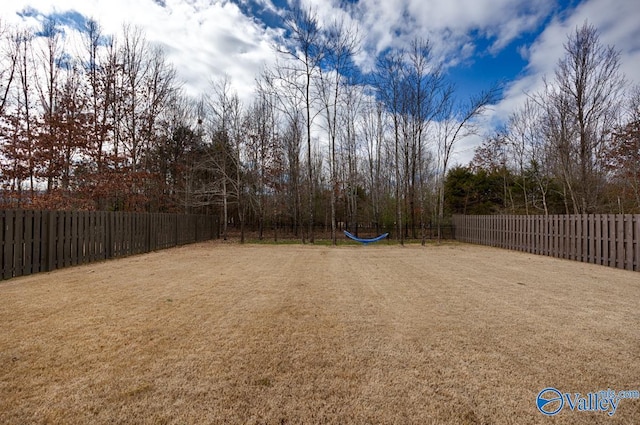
[{"xmin": 344, "ymin": 230, "xmax": 389, "ymax": 244}]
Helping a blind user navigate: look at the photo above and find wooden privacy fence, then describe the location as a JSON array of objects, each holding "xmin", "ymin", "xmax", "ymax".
[
  {"xmin": 452, "ymin": 214, "xmax": 640, "ymax": 272},
  {"xmin": 1, "ymin": 210, "xmax": 219, "ymax": 280}
]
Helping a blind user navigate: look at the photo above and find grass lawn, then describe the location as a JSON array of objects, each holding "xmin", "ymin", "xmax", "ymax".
[{"xmin": 1, "ymin": 242, "xmax": 639, "ymax": 424}]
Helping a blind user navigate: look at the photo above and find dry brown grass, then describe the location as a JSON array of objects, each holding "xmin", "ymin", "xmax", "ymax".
[{"xmin": 1, "ymin": 242, "xmax": 639, "ymax": 424}]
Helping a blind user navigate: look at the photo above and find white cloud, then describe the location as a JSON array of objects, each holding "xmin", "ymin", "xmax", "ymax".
[
  {"xmin": 150, "ymin": 0, "xmax": 279, "ymax": 100},
  {"xmin": 3, "ymin": 0, "xmax": 280, "ymax": 102},
  {"xmin": 465, "ymin": 0, "xmax": 640, "ymax": 164},
  {"xmin": 2, "ymin": 0, "xmax": 562, "ymax": 104},
  {"xmin": 561, "ymin": 0, "xmax": 640, "ymax": 84},
  {"xmin": 353, "ymin": 0, "xmax": 555, "ymax": 62}
]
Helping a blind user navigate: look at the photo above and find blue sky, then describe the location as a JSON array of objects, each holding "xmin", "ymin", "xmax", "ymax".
[{"xmin": 2, "ymin": 0, "xmax": 639, "ymax": 162}]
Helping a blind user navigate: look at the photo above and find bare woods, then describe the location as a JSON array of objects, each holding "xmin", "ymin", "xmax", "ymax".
[
  {"xmin": 467, "ymin": 25, "xmax": 637, "ymax": 217},
  {"xmin": 0, "ymin": 12, "xmax": 636, "ymax": 243}
]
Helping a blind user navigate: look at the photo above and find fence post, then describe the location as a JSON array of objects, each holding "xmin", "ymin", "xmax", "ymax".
[
  {"xmin": 581, "ymin": 214, "xmax": 587, "ymax": 262},
  {"xmin": 604, "ymin": 214, "xmax": 609, "ymax": 266}
]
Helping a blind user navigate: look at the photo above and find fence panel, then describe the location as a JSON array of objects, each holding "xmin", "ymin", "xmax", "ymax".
[
  {"xmin": 453, "ymin": 214, "xmax": 640, "ymax": 272},
  {"xmin": 1, "ymin": 210, "xmax": 218, "ymax": 280}
]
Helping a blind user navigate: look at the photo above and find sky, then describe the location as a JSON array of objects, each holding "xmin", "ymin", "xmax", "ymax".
[{"xmin": 2, "ymin": 0, "xmax": 640, "ymax": 163}]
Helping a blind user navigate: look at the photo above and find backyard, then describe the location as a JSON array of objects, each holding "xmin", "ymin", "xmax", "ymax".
[{"xmin": 1, "ymin": 241, "xmax": 639, "ymax": 424}]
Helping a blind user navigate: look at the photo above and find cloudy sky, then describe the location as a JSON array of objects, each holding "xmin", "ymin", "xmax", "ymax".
[{"xmin": 2, "ymin": 0, "xmax": 639, "ymax": 162}]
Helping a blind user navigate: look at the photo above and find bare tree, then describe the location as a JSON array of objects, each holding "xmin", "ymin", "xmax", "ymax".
[
  {"xmin": 541, "ymin": 22, "xmax": 626, "ymax": 213},
  {"xmin": 373, "ymin": 39, "xmax": 452, "ymax": 243},
  {"xmin": 245, "ymin": 85, "xmax": 283, "ymax": 240},
  {"xmin": 34, "ymin": 19, "xmax": 64, "ymax": 191},
  {"xmin": 361, "ymin": 99, "xmax": 388, "ymax": 235},
  {"xmin": 282, "ymin": 112, "xmax": 304, "ymax": 237},
  {"xmin": 140, "ymin": 46, "xmax": 177, "ymax": 170},
  {"xmin": 14, "ymin": 29, "xmax": 36, "ymax": 198},
  {"xmin": 278, "ymin": 5, "xmax": 323, "ymax": 243},
  {"xmin": 503, "ymin": 99, "xmax": 553, "ymax": 215},
  {"xmin": 605, "ymin": 86, "xmax": 640, "ymax": 212},
  {"xmin": 0, "ymin": 25, "xmax": 28, "ymax": 204},
  {"xmin": 316, "ymin": 18, "xmax": 360, "ymax": 244},
  {"xmin": 200, "ymin": 77, "xmax": 234, "ymax": 240},
  {"xmin": 403, "ymin": 38, "xmax": 448, "ymax": 244},
  {"xmin": 436, "ymin": 86, "xmax": 498, "ymax": 240},
  {"xmin": 83, "ymin": 19, "xmax": 108, "ymax": 180},
  {"xmin": 339, "ymin": 82, "xmax": 364, "ymax": 238},
  {"xmin": 375, "ymin": 49, "xmax": 406, "ymax": 243},
  {"xmin": 258, "ymin": 68, "xmax": 305, "ymax": 238},
  {"xmin": 119, "ymin": 24, "xmax": 149, "ymax": 170},
  {"xmin": 0, "ymin": 20, "xmax": 19, "ymax": 117},
  {"xmin": 227, "ymin": 89, "xmax": 246, "ymax": 243},
  {"xmin": 149, "ymin": 93, "xmax": 204, "ymax": 212}
]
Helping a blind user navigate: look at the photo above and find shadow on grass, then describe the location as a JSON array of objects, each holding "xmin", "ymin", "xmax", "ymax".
[{"xmin": 244, "ymin": 238, "xmax": 459, "ymax": 247}]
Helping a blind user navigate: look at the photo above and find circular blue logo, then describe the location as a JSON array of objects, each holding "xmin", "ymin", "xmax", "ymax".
[{"xmin": 537, "ymin": 387, "xmax": 564, "ymax": 416}]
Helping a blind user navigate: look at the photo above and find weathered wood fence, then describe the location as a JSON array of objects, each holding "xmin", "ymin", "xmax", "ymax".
[
  {"xmin": 452, "ymin": 214, "xmax": 640, "ymax": 272},
  {"xmin": 1, "ymin": 210, "xmax": 219, "ymax": 280}
]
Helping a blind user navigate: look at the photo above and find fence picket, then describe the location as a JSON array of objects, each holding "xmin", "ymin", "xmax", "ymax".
[{"xmin": 582, "ymin": 214, "xmax": 588, "ymax": 263}]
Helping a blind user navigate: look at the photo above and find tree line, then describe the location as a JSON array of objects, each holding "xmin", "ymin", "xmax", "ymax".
[
  {"xmin": 0, "ymin": 11, "xmax": 637, "ymax": 243},
  {"xmin": 458, "ymin": 24, "xmax": 639, "ymax": 217}
]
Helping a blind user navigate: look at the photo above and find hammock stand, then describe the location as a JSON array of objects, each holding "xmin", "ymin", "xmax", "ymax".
[{"xmin": 343, "ymin": 230, "xmax": 389, "ymax": 245}]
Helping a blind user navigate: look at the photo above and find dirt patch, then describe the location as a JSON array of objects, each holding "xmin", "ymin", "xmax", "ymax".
[{"xmin": 1, "ymin": 242, "xmax": 639, "ymax": 424}]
